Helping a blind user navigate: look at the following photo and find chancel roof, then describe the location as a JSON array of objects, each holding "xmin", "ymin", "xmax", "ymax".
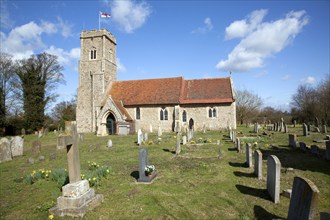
[{"xmin": 107, "ymin": 76, "xmax": 234, "ymax": 106}]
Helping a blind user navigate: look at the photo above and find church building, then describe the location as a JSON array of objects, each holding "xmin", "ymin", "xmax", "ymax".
[{"xmin": 76, "ymin": 29, "xmax": 236, "ymax": 135}]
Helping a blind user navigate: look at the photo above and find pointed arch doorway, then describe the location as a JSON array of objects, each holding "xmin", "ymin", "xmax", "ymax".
[{"xmin": 106, "ymin": 113, "xmax": 117, "ymax": 135}]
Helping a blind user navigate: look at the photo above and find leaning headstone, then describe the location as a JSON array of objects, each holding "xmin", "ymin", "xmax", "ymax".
[
  {"xmin": 325, "ymin": 141, "xmax": 330, "ymax": 160},
  {"xmin": 182, "ymin": 136, "xmax": 187, "ymax": 145},
  {"xmin": 107, "ymin": 139, "xmax": 112, "ymax": 148},
  {"xmin": 246, "ymin": 143, "xmax": 252, "ymax": 168},
  {"xmin": 0, "ymin": 138, "xmax": 12, "ymax": 163},
  {"xmin": 267, "ymin": 155, "xmax": 281, "ymax": 203},
  {"xmin": 10, "ymin": 136, "xmax": 24, "ymax": 157},
  {"xmin": 303, "ymin": 123, "xmax": 308, "ymax": 136},
  {"xmin": 254, "ymin": 150, "xmax": 262, "ymax": 180},
  {"xmin": 287, "ymin": 177, "xmax": 319, "ymax": 220},
  {"xmin": 50, "ymin": 122, "xmax": 103, "ymax": 217},
  {"xmin": 288, "ymin": 134, "xmax": 297, "ymax": 148},
  {"xmin": 138, "ymin": 148, "xmax": 157, "ymax": 183}
]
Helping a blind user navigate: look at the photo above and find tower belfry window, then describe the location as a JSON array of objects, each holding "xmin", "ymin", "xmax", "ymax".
[{"xmin": 90, "ymin": 49, "xmax": 96, "ymax": 60}]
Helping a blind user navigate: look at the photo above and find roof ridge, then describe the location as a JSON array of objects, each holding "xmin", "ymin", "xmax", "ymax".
[{"xmin": 116, "ymin": 76, "xmax": 183, "ymax": 83}]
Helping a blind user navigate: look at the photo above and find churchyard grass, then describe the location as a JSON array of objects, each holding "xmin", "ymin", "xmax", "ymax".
[{"xmin": 0, "ymin": 125, "xmax": 329, "ymax": 219}]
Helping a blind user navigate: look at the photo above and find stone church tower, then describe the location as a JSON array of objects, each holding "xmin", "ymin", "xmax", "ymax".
[{"xmin": 77, "ymin": 29, "xmax": 117, "ymax": 133}]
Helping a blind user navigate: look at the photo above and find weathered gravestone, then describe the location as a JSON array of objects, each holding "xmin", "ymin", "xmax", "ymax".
[
  {"xmin": 182, "ymin": 136, "xmax": 187, "ymax": 145},
  {"xmin": 21, "ymin": 128, "xmax": 26, "ymax": 135},
  {"xmin": 0, "ymin": 138, "xmax": 12, "ymax": 163},
  {"xmin": 232, "ymin": 130, "xmax": 236, "ymax": 143},
  {"xmin": 78, "ymin": 133, "xmax": 84, "ymax": 142},
  {"xmin": 254, "ymin": 150, "xmax": 262, "ymax": 180},
  {"xmin": 137, "ymin": 129, "xmax": 143, "ymax": 146},
  {"xmin": 299, "ymin": 142, "xmax": 307, "ymax": 152},
  {"xmin": 321, "ymin": 125, "xmax": 327, "ymax": 134},
  {"xmin": 229, "ymin": 128, "xmax": 233, "ymax": 140},
  {"xmin": 107, "ymin": 139, "xmax": 112, "ymax": 148},
  {"xmin": 157, "ymin": 125, "xmax": 162, "ymax": 137},
  {"xmin": 32, "ymin": 140, "xmax": 41, "ymax": 154},
  {"xmin": 325, "ymin": 141, "xmax": 330, "ymax": 160},
  {"xmin": 267, "ymin": 155, "xmax": 281, "ymax": 203},
  {"xmin": 287, "ymin": 177, "xmax": 319, "ymax": 220},
  {"xmin": 281, "ymin": 118, "xmax": 285, "ymax": 132},
  {"xmin": 57, "ymin": 136, "xmax": 66, "ymax": 150},
  {"xmin": 138, "ymin": 148, "xmax": 157, "ymax": 183},
  {"xmin": 303, "ymin": 123, "xmax": 308, "ymax": 136},
  {"xmin": 11, "ymin": 136, "xmax": 24, "ymax": 157},
  {"xmin": 288, "ymin": 134, "xmax": 297, "ymax": 148},
  {"xmin": 310, "ymin": 145, "xmax": 319, "ymax": 155},
  {"xmin": 254, "ymin": 123, "xmax": 259, "ymax": 133},
  {"xmin": 144, "ymin": 133, "xmax": 148, "ymax": 142},
  {"xmin": 284, "ymin": 124, "xmax": 288, "ymax": 133},
  {"xmin": 50, "ymin": 122, "xmax": 103, "ymax": 217},
  {"xmin": 246, "ymin": 143, "xmax": 252, "ymax": 168},
  {"xmin": 236, "ymin": 137, "xmax": 241, "ymax": 152},
  {"xmin": 149, "ymin": 124, "xmax": 153, "ymax": 133},
  {"xmin": 175, "ymin": 121, "xmax": 181, "ymax": 155}
]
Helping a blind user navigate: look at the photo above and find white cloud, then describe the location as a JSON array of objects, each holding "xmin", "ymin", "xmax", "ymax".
[
  {"xmin": 1, "ymin": 18, "xmax": 74, "ymax": 60},
  {"xmin": 56, "ymin": 17, "xmax": 73, "ymax": 37},
  {"xmin": 117, "ymin": 57, "xmax": 126, "ymax": 72},
  {"xmin": 301, "ymin": 76, "xmax": 316, "ymax": 84},
  {"xmin": 45, "ymin": 46, "xmax": 80, "ymax": 65},
  {"xmin": 108, "ymin": 0, "xmax": 151, "ymax": 33},
  {"xmin": 225, "ymin": 9, "xmax": 267, "ymax": 40},
  {"xmin": 0, "ymin": 0, "xmax": 13, "ymax": 29},
  {"xmin": 217, "ymin": 10, "xmax": 309, "ymax": 72},
  {"xmin": 192, "ymin": 17, "xmax": 213, "ymax": 34},
  {"xmin": 254, "ymin": 71, "xmax": 267, "ymax": 78}
]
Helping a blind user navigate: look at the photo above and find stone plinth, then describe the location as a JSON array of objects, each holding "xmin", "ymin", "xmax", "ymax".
[{"xmin": 50, "ymin": 180, "xmax": 103, "ymax": 217}]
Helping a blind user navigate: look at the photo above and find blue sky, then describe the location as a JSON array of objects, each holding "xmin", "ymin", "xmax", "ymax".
[{"xmin": 1, "ymin": 0, "xmax": 329, "ymax": 111}]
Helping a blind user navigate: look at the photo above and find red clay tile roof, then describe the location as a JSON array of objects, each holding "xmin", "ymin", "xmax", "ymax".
[{"xmin": 108, "ymin": 76, "xmax": 234, "ymax": 106}]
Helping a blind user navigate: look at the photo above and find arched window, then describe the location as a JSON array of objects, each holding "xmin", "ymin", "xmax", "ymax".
[
  {"xmin": 90, "ymin": 47, "xmax": 96, "ymax": 60},
  {"xmin": 136, "ymin": 107, "xmax": 140, "ymax": 120},
  {"xmin": 160, "ymin": 107, "xmax": 168, "ymax": 121},
  {"xmin": 182, "ymin": 110, "xmax": 187, "ymax": 122},
  {"xmin": 208, "ymin": 107, "xmax": 217, "ymax": 118}
]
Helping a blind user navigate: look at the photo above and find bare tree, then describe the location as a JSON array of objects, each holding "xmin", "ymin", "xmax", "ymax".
[
  {"xmin": 316, "ymin": 74, "xmax": 330, "ymax": 125},
  {"xmin": 235, "ymin": 89, "xmax": 263, "ymax": 124},
  {"xmin": 0, "ymin": 53, "xmax": 17, "ymax": 127}
]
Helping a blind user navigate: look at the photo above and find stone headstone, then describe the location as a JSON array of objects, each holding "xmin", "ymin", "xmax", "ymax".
[
  {"xmin": 321, "ymin": 125, "xmax": 327, "ymax": 134},
  {"xmin": 303, "ymin": 123, "xmax": 308, "ymax": 136},
  {"xmin": 236, "ymin": 137, "xmax": 241, "ymax": 152},
  {"xmin": 293, "ymin": 120, "xmax": 296, "ymax": 127},
  {"xmin": 299, "ymin": 142, "xmax": 307, "ymax": 152},
  {"xmin": 325, "ymin": 141, "xmax": 330, "ymax": 160},
  {"xmin": 149, "ymin": 124, "xmax": 153, "ymax": 133},
  {"xmin": 144, "ymin": 133, "xmax": 148, "ymax": 142},
  {"xmin": 217, "ymin": 140, "xmax": 220, "ymax": 145},
  {"xmin": 307, "ymin": 123, "xmax": 311, "ymax": 132},
  {"xmin": 57, "ymin": 136, "xmax": 66, "ymax": 150},
  {"xmin": 78, "ymin": 133, "xmax": 84, "ymax": 142},
  {"xmin": 284, "ymin": 124, "xmax": 288, "ymax": 133},
  {"xmin": 138, "ymin": 148, "xmax": 157, "ymax": 183},
  {"xmin": 229, "ymin": 129, "xmax": 233, "ymax": 140},
  {"xmin": 137, "ymin": 129, "xmax": 143, "ymax": 146},
  {"xmin": 21, "ymin": 128, "xmax": 26, "ymax": 135},
  {"xmin": 107, "ymin": 139, "xmax": 112, "ymax": 148},
  {"xmin": 32, "ymin": 140, "xmax": 41, "ymax": 154},
  {"xmin": 281, "ymin": 118, "xmax": 285, "ymax": 132},
  {"xmin": 10, "ymin": 136, "xmax": 24, "ymax": 157},
  {"xmin": 267, "ymin": 155, "xmax": 281, "ymax": 203},
  {"xmin": 310, "ymin": 145, "xmax": 319, "ymax": 155},
  {"xmin": 254, "ymin": 150, "xmax": 262, "ymax": 180},
  {"xmin": 246, "ymin": 143, "xmax": 252, "ymax": 168},
  {"xmin": 157, "ymin": 125, "xmax": 162, "ymax": 137},
  {"xmin": 287, "ymin": 177, "xmax": 319, "ymax": 220},
  {"xmin": 175, "ymin": 121, "xmax": 181, "ymax": 155},
  {"xmin": 39, "ymin": 155, "xmax": 45, "ymax": 161},
  {"xmin": 0, "ymin": 138, "xmax": 12, "ymax": 163},
  {"xmin": 288, "ymin": 134, "xmax": 297, "ymax": 148},
  {"xmin": 202, "ymin": 124, "xmax": 206, "ymax": 133},
  {"xmin": 38, "ymin": 131, "xmax": 43, "ymax": 138},
  {"xmin": 183, "ymin": 136, "xmax": 187, "ymax": 145},
  {"xmin": 232, "ymin": 130, "xmax": 236, "ymax": 143},
  {"xmin": 254, "ymin": 123, "xmax": 259, "ymax": 133}
]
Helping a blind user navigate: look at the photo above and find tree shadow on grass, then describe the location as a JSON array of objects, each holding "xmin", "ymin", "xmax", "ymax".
[
  {"xmin": 162, "ymin": 148, "xmax": 176, "ymax": 154},
  {"xmin": 130, "ymin": 171, "xmax": 139, "ymax": 181},
  {"xmin": 227, "ymin": 147, "xmax": 237, "ymax": 151},
  {"xmin": 229, "ymin": 162, "xmax": 247, "ymax": 168},
  {"xmin": 236, "ymin": 184, "xmax": 270, "ymax": 201},
  {"xmin": 233, "ymin": 171, "xmax": 255, "ymax": 178},
  {"xmin": 254, "ymin": 205, "xmax": 283, "ymax": 220}
]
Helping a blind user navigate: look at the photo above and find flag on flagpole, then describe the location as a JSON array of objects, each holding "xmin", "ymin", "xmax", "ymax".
[{"xmin": 100, "ymin": 12, "xmax": 111, "ymax": 18}]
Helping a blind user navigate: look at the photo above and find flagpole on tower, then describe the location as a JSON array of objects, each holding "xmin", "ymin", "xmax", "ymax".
[{"xmin": 98, "ymin": 11, "xmax": 100, "ymax": 30}]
